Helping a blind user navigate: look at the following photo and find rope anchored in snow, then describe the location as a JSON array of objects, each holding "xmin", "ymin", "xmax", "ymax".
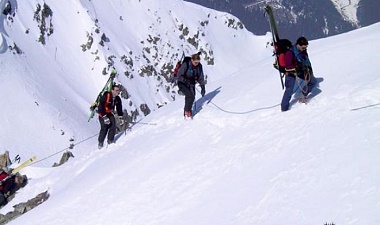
[
  {"xmin": 195, "ymin": 87, "xmax": 280, "ymax": 115},
  {"xmin": 30, "ymin": 118, "xmax": 156, "ymax": 166},
  {"xmin": 350, "ymin": 103, "xmax": 380, "ymax": 111}
]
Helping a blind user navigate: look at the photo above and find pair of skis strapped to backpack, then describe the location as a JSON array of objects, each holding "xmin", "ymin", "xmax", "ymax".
[
  {"xmin": 265, "ymin": 7, "xmax": 312, "ymax": 95},
  {"xmin": 265, "ymin": 5, "xmax": 286, "ymax": 90},
  {"xmin": 88, "ymin": 71, "xmax": 117, "ymax": 122},
  {"xmin": 0, "ymin": 156, "xmax": 36, "ymax": 185},
  {"xmin": 10, "ymin": 156, "xmax": 36, "ymax": 175}
]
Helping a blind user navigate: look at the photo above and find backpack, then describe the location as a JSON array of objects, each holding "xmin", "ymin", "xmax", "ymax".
[
  {"xmin": 88, "ymin": 71, "xmax": 116, "ymax": 122},
  {"xmin": 172, "ymin": 56, "xmax": 191, "ymax": 77},
  {"xmin": 273, "ymin": 39, "xmax": 293, "ymax": 73},
  {"xmin": 172, "ymin": 51, "xmax": 202, "ymax": 77}
]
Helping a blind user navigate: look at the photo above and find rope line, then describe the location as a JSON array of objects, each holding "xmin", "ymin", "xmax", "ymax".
[
  {"xmin": 207, "ymin": 100, "xmax": 280, "ymax": 114},
  {"xmin": 27, "ymin": 79, "xmax": 312, "ymax": 167},
  {"xmin": 195, "ymin": 88, "xmax": 280, "ymax": 114},
  {"xmin": 29, "ymin": 133, "xmax": 99, "ymax": 166},
  {"xmin": 28, "ymin": 118, "xmax": 158, "ymax": 166},
  {"xmin": 350, "ymin": 103, "xmax": 380, "ymax": 111}
]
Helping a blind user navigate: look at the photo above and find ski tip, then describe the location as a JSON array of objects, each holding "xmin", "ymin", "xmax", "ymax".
[{"xmin": 10, "ymin": 156, "xmax": 37, "ymax": 175}]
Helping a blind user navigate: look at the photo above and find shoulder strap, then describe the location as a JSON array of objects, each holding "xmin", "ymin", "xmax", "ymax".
[{"xmin": 182, "ymin": 61, "xmax": 189, "ymax": 77}]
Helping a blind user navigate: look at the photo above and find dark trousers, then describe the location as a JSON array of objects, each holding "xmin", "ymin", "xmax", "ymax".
[
  {"xmin": 281, "ymin": 73, "xmax": 317, "ymax": 111},
  {"xmin": 98, "ymin": 113, "xmax": 116, "ymax": 144},
  {"xmin": 0, "ymin": 193, "xmax": 7, "ymax": 206},
  {"xmin": 178, "ymin": 82, "xmax": 195, "ymax": 112}
]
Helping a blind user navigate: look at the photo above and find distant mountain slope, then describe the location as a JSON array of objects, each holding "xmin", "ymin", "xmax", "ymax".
[
  {"xmin": 185, "ymin": 0, "xmax": 380, "ymax": 41},
  {"xmin": 330, "ymin": 0, "xmax": 360, "ymax": 27},
  {"xmin": 357, "ymin": 0, "xmax": 380, "ymax": 26}
]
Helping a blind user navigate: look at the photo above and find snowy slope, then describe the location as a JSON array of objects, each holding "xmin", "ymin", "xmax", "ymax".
[
  {"xmin": 0, "ymin": 0, "xmax": 379, "ymax": 224},
  {"xmin": 3, "ymin": 22, "xmax": 380, "ymax": 224},
  {"xmin": 0, "ymin": 0, "xmax": 259, "ymax": 166}
]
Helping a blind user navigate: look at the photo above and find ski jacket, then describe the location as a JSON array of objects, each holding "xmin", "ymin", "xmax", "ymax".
[
  {"xmin": 285, "ymin": 45, "xmax": 312, "ymax": 76},
  {"xmin": 292, "ymin": 45, "xmax": 312, "ymax": 68},
  {"xmin": 177, "ymin": 61, "xmax": 205, "ymax": 86},
  {"xmin": 97, "ymin": 92, "xmax": 123, "ymax": 117},
  {"xmin": 0, "ymin": 171, "xmax": 15, "ymax": 194}
]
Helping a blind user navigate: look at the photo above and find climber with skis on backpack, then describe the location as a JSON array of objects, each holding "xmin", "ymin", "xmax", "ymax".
[
  {"xmin": 97, "ymin": 83, "xmax": 124, "ymax": 149},
  {"xmin": 176, "ymin": 53, "xmax": 206, "ymax": 119},
  {"xmin": 0, "ymin": 170, "xmax": 27, "ymax": 207},
  {"xmin": 281, "ymin": 36, "xmax": 317, "ymax": 111}
]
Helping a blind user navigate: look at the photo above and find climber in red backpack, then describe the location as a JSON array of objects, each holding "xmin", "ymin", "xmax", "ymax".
[
  {"xmin": 0, "ymin": 170, "xmax": 27, "ymax": 206},
  {"xmin": 281, "ymin": 37, "xmax": 317, "ymax": 111}
]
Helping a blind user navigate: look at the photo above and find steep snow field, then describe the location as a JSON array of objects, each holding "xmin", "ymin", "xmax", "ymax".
[{"xmin": 0, "ymin": 1, "xmax": 379, "ymax": 224}]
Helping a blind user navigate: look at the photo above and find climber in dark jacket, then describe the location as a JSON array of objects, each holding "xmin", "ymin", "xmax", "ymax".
[{"xmin": 177, "ymin": 53, "xmax": 206, "ymax": 118}]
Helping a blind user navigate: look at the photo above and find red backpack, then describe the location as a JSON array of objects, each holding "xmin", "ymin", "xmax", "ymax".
[
  {"xmin": 172, "ymin": 56, "xmax": 191, "ymax": 77},
  {"xmin": 0, "ymin": 171, "xmax": 9, "ymax": 190},
  {"xmin": 273, "ymin": 39, "xmax": 293, "ymax": 73},
  {"xmin": 172, "ymin": 51, "xmax": 202, "ymax": 77}
]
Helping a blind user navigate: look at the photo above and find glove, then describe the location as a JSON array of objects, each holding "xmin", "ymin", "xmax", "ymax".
[
  {"xmin": 119, "ymin": 116, "xmax": 125, "ymax": 126},
  {"xmin": 102, "ymin": 115, "xmax": 110, "ymax": 125},
  {"xmin": 200, "ymin": 85, "xmax": 206, "ymax": 97},
  {"xmin": 170, "ymin": 75, "xmax": 178, "ymax": 85},
  {"xmin": 4, "ymin": 191, "xmax": 10, "ymax": 198}
]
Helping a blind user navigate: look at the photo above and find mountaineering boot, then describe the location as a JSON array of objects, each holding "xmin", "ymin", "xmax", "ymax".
[
  {"xmin": 297, "ymin": 95, "xmax": 308, "ymax": 104},
  {"xmin": 98, "ymin": 142, "xmax": 104, "ymax": 149},
  {"xmin": 184, "ymin": 110, "xmax": 192, "ymax": 119}
]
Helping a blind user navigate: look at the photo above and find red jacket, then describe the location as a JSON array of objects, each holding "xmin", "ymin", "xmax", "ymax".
[
  {"xmin": 0, "ymin": 171, "xmax": 15, "ymax": 194},
  {"xmin": 97, "ymin": 92, "xmax": 123, "ymax": 117}
]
